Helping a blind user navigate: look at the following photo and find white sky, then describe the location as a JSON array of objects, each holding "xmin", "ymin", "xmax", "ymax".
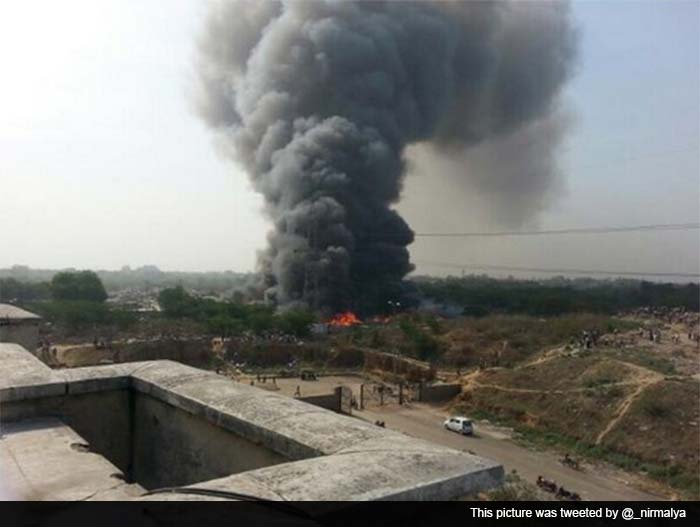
[{"xmin": 1, "ymin": 0, "xmax": 698, "ymax": 280}]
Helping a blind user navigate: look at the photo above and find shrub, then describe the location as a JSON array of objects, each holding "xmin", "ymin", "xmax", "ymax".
[
  {"xmin": 642, "ymin": 400, "xmax": 670, "ymax": 419},
  {"xmin": 399, "ymin": 319, "xmax": 442, "ymax": 361}
]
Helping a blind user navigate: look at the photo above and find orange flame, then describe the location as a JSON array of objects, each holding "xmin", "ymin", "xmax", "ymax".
[{"xmin": 328, "ymin": 311, "xmax": 362, "ymax": 327}]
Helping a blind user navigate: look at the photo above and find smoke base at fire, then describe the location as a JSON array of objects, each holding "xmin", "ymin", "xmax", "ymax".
[{"xmin": 196, "ymin": 0, "xmax": 578, "ymax": 314}]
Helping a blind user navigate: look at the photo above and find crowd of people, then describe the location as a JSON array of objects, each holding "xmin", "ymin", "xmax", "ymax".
[
  {"xmin": 564, "ymin": 306, "xmax": 700, "ymax": 352},
  {"xmin": 624, "ymin": 306, "xmax": 699, "ymax": 326}
]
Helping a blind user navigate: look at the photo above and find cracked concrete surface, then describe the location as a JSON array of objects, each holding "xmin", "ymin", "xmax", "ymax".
[{"xmin": 0, "ymin": 418, "xmax": 143, "ymax": 501}]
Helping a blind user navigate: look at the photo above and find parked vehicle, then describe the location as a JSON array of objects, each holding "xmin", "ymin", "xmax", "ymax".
[{"xmin": 443, "ymin": 416, "xmax": 473, "ymax": 436}]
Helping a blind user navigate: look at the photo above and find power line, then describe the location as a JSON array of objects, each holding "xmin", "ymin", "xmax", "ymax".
[
  {"xmin": 415, "ymin": 260, "xmax": 700, "ymax": 279},
  {"xmin": 413, "ymin": 222, "xmax": 700, "ymax": 238}
]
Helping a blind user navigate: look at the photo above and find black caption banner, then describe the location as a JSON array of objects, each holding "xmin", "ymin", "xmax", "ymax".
[{"xmin": 2, "ymin": 501, "xmax": 699, "ymax": 527}]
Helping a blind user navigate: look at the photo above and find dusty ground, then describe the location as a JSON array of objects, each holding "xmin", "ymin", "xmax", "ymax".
[{"xmin": 247, "ymin": 374, "xmax": 366, "ymax": 398}]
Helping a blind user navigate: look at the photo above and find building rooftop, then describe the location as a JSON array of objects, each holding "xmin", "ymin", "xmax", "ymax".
[
  {"xmin": 0, "ymin": 304, "xmax": 41, "ymax": 321},
  {"xmin": 0, "ymin": 342, "xmax": 503, "ymax": 502}
]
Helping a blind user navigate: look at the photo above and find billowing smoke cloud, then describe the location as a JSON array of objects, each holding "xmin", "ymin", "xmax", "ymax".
[
  {"xmin": 196, "ymin": 0, "xmax": 578, "ymax": 313},
  {"xmin": 404, "ymin": 108, "xmax": 573, "ymax": 229}
]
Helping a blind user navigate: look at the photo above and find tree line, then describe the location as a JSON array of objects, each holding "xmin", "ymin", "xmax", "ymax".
[
  {"xmin": 413, "ymin": 275, "xmax": 700, "ymax": 316},
  {"xmin": 1, "ymin": 271, "xmax": 135, "ymax": 332},
  {"xmin": 158, "ymin": 286, "xmax": 316, "ymax": 337}
]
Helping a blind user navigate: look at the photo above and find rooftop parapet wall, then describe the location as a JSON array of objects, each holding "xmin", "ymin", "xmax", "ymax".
[
  {"xmin": 0, "ymin": 343, "xmax": 503, "ymax": 501},
  {"xmin": 0, "ymin": 304, "xmax": 41, "ymax": 353}
]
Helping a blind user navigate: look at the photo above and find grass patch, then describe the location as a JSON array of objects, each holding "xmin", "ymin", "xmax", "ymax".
[
  {"xmin": 584, "ymin": 376, "xmax": 618, "ymax": 388},
  {"xmin": 610, "ymin": 348, "xmax": 677, "ymax": 375}
]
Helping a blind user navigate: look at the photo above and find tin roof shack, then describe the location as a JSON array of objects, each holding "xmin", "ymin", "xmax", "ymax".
[{"xmin": 0, "ymin": 304, "xmax": 41, "ymax": 353}]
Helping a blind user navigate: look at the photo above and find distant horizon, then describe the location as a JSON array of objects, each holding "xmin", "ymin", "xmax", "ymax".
[{"xmin": 1, "ymin": 263, "xmax": 697, "ymax": 285}]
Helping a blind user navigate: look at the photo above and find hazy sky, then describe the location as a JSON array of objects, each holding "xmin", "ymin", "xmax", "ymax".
[{"xmin": 1, "ymin": 0, "xmax": 698, "ymax": 279}]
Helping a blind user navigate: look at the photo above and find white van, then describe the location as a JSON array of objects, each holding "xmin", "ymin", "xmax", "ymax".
[{"xmin": 443, "ymin": 416, "xmax": 473, "ymax": 436}]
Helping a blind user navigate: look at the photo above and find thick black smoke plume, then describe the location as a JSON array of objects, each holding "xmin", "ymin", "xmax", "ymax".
[{"xmin": 196, "ymin": 0, "xmax": 578, "ymax": 314}]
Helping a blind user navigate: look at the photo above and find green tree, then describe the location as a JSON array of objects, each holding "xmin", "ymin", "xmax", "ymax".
[
  {"xmin": 32, "ymin": 300, "xmax": 109, "ymax": 332},
  {"xmin": 158, "ymin": 286, "xmax": 194, "ymax": 317},
  {"xmin": 275, "ymin": 309, "xmax": 316, "ymax": 337},
  {"xmin": 50, "ymin": 271, "xmax": 107, "ymax": 303}
]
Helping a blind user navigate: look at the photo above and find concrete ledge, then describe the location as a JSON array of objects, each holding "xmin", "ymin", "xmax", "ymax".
[
  {"xmin": 140, "ymin": 450, "xmax": 502, "ymax": 501},
  {"xmin": 130, "ymin": 361, "xmax": 395, "ymax": 460},
  {"xmin": 0, "ymin": 343, "xmax": 64, "ymax": 402},
  {"xmin": 58, "ymin": 364, "xmax": 146, "ymax": 394},
  {"xmin": 0, "ymin": 345, "xmax": 149, "ymax": 401}
]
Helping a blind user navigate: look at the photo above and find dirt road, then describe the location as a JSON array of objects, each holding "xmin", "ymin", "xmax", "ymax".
[{"xmin": 356, "ymin": 403, "xmax": 666, "ymax": 501}]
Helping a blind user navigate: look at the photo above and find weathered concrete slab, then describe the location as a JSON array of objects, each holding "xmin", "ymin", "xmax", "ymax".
[{"xmin": 0, "ymin": 418, "xmax": 143, "ymax": 501}]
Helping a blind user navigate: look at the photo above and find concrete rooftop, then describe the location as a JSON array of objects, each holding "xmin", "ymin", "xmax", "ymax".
[
  {"xmin": 0, "ymin": 342, "xmax": 503, "ymax": 501},
  {"xmin": 0, "ymin": 304, "xmax": 41, "ymax": 321}
]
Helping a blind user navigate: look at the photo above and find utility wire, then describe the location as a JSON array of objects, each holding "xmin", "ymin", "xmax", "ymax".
[
  {"xmin": 413, "ymin": 222, "xmax": 700, "ymax": 238},
  {"xmin": 415, "ymin": 260, "xmax": 700, "ymax": 279}
]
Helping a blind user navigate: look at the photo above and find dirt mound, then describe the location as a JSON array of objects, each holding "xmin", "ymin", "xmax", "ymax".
[
  {"xmin": 440, "ymin": 314, "xmax": 634, "ymax": 368},
  {"xmin": 458, "ymin": 371, "xmax": 638, "ymax": 444}
]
